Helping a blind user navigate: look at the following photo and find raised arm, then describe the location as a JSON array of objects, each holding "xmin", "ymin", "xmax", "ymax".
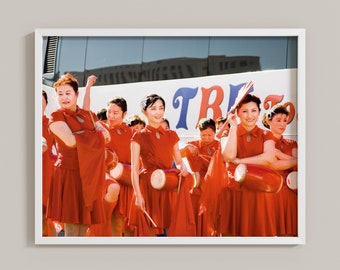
[
  {"xmin": 82, "ymin": 75, "xmax": 97, "ymax": 110},
  {"xmin": 222, "ymin": 113, "xmax": 238, "ymax": 162}
]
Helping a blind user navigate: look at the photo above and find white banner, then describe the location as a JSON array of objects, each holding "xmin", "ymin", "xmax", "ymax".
[{"xmin": 43, "ymin": 68, "xmax": 297, "ymax": 141}]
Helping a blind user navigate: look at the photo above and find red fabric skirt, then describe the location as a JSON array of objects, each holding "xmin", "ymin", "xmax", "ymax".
[
  {"xmin": 216, "ymin": 182, "xmax": 277, "ymax": 236},
  {"xmin": 113, "ymin": 183, "xmax": 135, "ymax": 233},
  {"xmin": 274, "ymin": 183, "xmax": 298, "ymax": 236},
  {"xmin": 47, "ymin": 167, "xmax": 105, "ymax": 225},
  {"xmin": 128, "ymin": 170, "xmax": 196, "ymax": 236},
  {"xmin": 42, "ymin": 153, "xmax": 56, "ymax": 212}
]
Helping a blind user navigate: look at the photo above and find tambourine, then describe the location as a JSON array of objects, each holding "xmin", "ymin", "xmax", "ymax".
[
  {"xmin": 286, "ymin": 171, "xmax": 298, "ymax": 191},
  {"xmin": 150, "ymin": 169, "xmax": 180, "ymax": 190},
  {"xmin": 109, "ymin": 162, "xmax": 132, "ymax": 186},
  {"xmin": 42, "ymin": 137, "xmax": 48, "ymax": 152},
  {"xmin": 233, "ymin": 163, "xmax": 283, "ymax": 193},
  {"xmin": 42, "ymin": 137, "xmax": 47, "ymax": 147},
  {"xmin": 150, "ymin": 169, "xmax": 195, "ymax": 191}
]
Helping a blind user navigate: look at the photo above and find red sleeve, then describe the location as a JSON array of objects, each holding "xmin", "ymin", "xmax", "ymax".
[
  {"xmin": 287, "ymin": 139, "xmax": 298, "ymax": 149},
  {"xmin": 187, "ymin": 140, "xmax": 199, "ymax": 148},
  {"xmin": 49, "ymin": 110, "xmax": 65, "ymax": 125},
  {"xmin": 169, "ymin": 130, "xmax": 180, "ymax": 145},
  {"xmin": 131, "ymin": 130, "xmax": 142, "ymax": 144},
  {"xmin": 75, "ymin": 130, "xmax": 106, "ymax": 210},
  {"xmin": 263, "ymin": 131, "xmax": 277, "ymax": 142}
]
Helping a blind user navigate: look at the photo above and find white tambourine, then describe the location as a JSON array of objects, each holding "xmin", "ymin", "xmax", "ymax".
[{"xmin": 286, "ymin": 171, "xmax": 298, "ymax": 191}]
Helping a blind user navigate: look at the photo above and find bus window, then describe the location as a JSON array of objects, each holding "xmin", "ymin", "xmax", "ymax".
[
  {"xmin": 209, "ymin": 37, "xmax": 288, "ymax": 70},
  {"xmin": 287, "ymin": 37, "xmax": 298, "ymax": 68},
  {"xmin": 140, "ymin": 37, "xmax": 210, "ymax": 81},
  {"xmin": 142, "ymin": 37, "xmax": 209, "ymax": 62},
  {"xmin": 85, "ymin": 37, "xmax": 144, "ymax": 85},
  {"xmin": 57, "ymin": 37, "xmax": 87, "ymax": 85},
  {"xmin": 42, "ymin": 35, "xmax": 297, "ymax": 88},
  {"xmin": 86, "ymin": 37, "xmax": 144, "ymax": 69}
]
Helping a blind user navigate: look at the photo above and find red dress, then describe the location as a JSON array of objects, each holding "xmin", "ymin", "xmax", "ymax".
[
  {"xmin": 185, "ymin": 139, "xmax": 220, "ymax": 236},
  {"xmin": 42, "ymin": 115, "xmax": 59, "ymax": 236},
  {"xmin": 104, "ymin": 122, "xmax": 135, "ymax": 231},
  {"xmin": 42, "ymin": 115, "xmax": 56, "ymax": 213},
  {"xmin": 47, "ymin": 106, "xmax": 106, "ymax": 225},
  {"xmin": 129, "ymin": 125, "xmax": 196, "ymax": 236},
  {"xmin": 216, "ymin": 125, "xmax": 277, "ymax": 236},
  {"xmin": 264, "ymin": 132, "xmax": 298, "ymax": 236}
]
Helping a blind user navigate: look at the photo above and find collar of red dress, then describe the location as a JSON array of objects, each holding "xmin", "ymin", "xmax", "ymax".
[
  {"xmin": 106, "ymin": 122, "xmax": 129, "ymax": 131},
  {"xmin": 60, "ymin": 106, "xmax": 82, "ymax": 116},
  {"xmin": 106, "ymin": 122, "xmax": 131, "ymax": 133},
  {"xmin": 145, "ymin": 125, "xmax": 165, "ymax": 134},
  {"xmin": 238, "ymin": 124, "xmax": 260, "ymax": 137}
]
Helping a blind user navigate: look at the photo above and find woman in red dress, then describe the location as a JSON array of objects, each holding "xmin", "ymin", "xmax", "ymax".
[
  {"xmin": 47, "ymin": 73, "xmax": 110, "ymax": 236},
  {"xmin": 82, "ymin": 77, "xmax": 136, "ymax": 236},
  {"xmin": 217, "ymin": 94, "xmax": 277, "ymax": 236},
  {"xmin": 130, "ymin": 94, "xmax": 196, "ymax": 236},
  {"xmin": 103, "ymin": 97, "xmax": 137, "ymax": 236},
  {"xmin": 227, "ymin": 104, "xmax": 298, "ymax": 236},
  {"xmin": 262, "ymin": 105, "xmax": 298, "ymax": 235},
  {"xmin": 180, "ymin": 118, "xmax": 221, "ymax": 236},
  {"xmin": 42, "ymin": 91, "xmax": 60, "ymax": 236}
]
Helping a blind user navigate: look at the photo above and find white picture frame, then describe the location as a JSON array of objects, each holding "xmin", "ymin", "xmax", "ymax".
[{"xmin": 35, "ymin": 28, "xmax": 305, "ymax": 245}]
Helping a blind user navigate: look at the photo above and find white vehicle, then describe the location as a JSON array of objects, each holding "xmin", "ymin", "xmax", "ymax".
[{"xmin": 41, "ymin": 35, "xmax": 298, "ymax": 141}]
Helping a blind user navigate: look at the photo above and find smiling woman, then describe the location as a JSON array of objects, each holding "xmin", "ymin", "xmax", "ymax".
[
  {"xmin": 46, "ymin": 73, "xmax": 110, "ymax": 237},
  {"xmin": 129, "ymin": 94, "xmax": 196, "ymax": 236}
]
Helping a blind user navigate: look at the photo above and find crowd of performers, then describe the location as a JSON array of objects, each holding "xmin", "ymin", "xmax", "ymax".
[{"xmin": 42, "ymin": 73, "xmax": 298, "ymax": 237}]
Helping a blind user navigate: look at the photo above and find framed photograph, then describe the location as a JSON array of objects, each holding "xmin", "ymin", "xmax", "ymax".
[{"xmin": 35, "ymin": 28, "xmax": 305, "ymax": 245}]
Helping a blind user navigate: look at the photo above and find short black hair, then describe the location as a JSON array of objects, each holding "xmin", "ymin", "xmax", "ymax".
[
  {"xmin": 197, "ymin": 118, "xmax": 216, "ymax": 132},
  {"xmin": 96, "ymin": 108, "xmax": 107, "ymax": 121},
  {"xmin": 237, "ymin": 94, "xmax": 261, "ymax": 111},
  {"xmin": 141, "ymin": 94, "xmax": 165, "ymax": 111},
  {"xmin": 107, "ymin": 96, "xmax": 128, "ymax": 113}
]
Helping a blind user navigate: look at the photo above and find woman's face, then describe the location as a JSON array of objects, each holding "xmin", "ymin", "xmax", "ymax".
[
  {"xmin": 268, "ymin": 113, "xmax": 288, "ymax": 136},
  {"xmin": 200, "ymin": 128, "xmax": 216, "ymax": 145},
  {"xmin": 131, "ymin": 123, "xmax": 144, "ymax": 132},
  {"xmin": 144, "ymin": 99, "xmax": 165, "ymax": 126},
  {"xmin": 107, "ymin": 103, "xmax": 125, "ymax": 126},
  {"xmin": 160, "ymin": 120, "xmax": 169, "ymax": 130},
  {"xmin": 56, "ymin": 84, "xmax": 78, "ymax": 111},
  {"xmin": 216, "ymin": 122, "xmax": 224, "ymax": 131},
  {"xmin": 237, "ymin": 101, "xmax": 260, "ymax": 130}
]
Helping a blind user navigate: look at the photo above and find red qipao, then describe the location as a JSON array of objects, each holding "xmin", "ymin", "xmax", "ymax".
[
  {"xmin": 104, "ymin": 122, "xmax": 135, "ymax": 231},
  {"xmin": 185, "ymin": 139, "xmax": 221, "ymax": 236},
  {"xmin": 47, "ymin": 107, "xmax": 106, "ymax": 225},
  {"xmin": 42, "ymin": 115, "xmax": 57, "ymax": 213},
  {"xmin": 129, "ymin": 125, "xmax": 196, "ymax": 236},
  {"xmin": 265, "ymin": 132, "xmax": 298, "ymax": 236},
  {"xmin": 42, "ymin": 115, "xmax": 58, "ymax": 236},
  {"xmin": 216, "ymin": 125, "xmax": 277, "ymax": 236}
]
